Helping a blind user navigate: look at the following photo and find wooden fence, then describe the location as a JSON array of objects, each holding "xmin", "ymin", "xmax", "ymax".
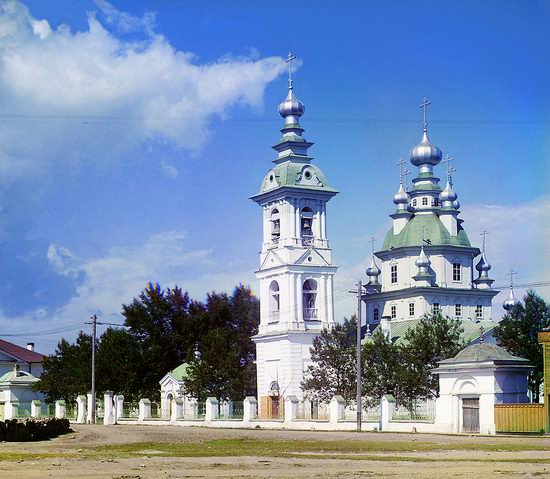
[{"xmin": 494, "ymin": 404, "xmax": 545, "ymax": 433}]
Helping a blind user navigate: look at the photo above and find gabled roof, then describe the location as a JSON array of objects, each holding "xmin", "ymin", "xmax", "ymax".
[{"xmin": 0, "ymin": 339, "xmax": 44, "ymax": 363}]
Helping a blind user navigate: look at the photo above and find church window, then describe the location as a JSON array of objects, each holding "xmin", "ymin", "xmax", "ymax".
[
  {"xmin": 453, "ymin": 262, "xmax": 461, "ymax": 282},
  {"xmin": 433, "ymin": 303, "xmax": 440, "ymax": 315},
  {"xmin": 391, "ymin": 265, "xmax": 398, "ymax": 284},
  {"xmin": 270, "ymin": 209, "xmax": 280, "ymax": 244},
  {"xmin": 373, "ymin": 308, "xmax": 379, "ymax": 322},
  {"xmin": 303, "ymin": 279, "xmax": 318, "ymax": 320},
  {"xmin": 412, "ymin": 199, "xmax": 417, "ymax": 207},
  {"xmin": 390, "ymin": 305, "xmax": 397, "ymax": 319},
  {"xmin": 269, "ymin": 281, "xmax": 280, "ymax": 323},
  {"xmin": 455, "ymin": 304, "xmax": 462, "ymax": 318},
  {"xmin": 301, "ymin": 207, "xmax": 314, "ymax": 246},
  {"xmin": 409, "ymin": 302, "xmax": 415, "ymax": 316},
  {"xmin": 432, "ymin": 197, "xmax": 439, "ymax": 207},
  {"xmin": 476, "ymin": 305, "xmax": 483, "ymax": 319},
  {"xmin": 422, "ymin": 197, "xmax": 428, "ymax": 206}
]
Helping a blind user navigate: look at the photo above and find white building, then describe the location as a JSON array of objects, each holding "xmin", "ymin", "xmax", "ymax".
[
  {"xmin": 0, "ymin": 339, "xmax": 43, "ymax": 378},
  {"xmin": 0, "ymin": 363, "xmax": 45, "ymax": 420},
  {"xmin": 251, "ymin": 69, "xmax": 337, "ymax": 414},
  {"xmin": 159, "ymin": 362, "xmax": 195, "ymax": 418},
  {"xmin": 363, "ymin": 100, "xmax": 499, "ymax": 342}
]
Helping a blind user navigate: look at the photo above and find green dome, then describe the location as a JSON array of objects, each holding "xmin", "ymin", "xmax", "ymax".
[
  {"xmin": 0, "ymin": 369, "xmax": 38, "ymax": 383},
  {"xmin": 259, "ymin": 161, "xmax": 335, "ymax": 194},
  {"xmin": 382, "ymin": 214, "xmax": 471, "ymax": 250}
]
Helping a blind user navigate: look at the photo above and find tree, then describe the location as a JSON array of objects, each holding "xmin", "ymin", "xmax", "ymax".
[
  {"xmin": 398, "ymin": 314, "xmax": 465, "ymax": 402},
  {"xmin": 301, "ymin": 316, "xmax": 357, "ymax": 402},
  {"xmin": 362, "ymin": 329, "xmax": 400, "ymax": 407},
  {"xmin": 493, "ymin": 290, "xmax": 550, "ymax": 402},
  {"xmin": 183, "ymin": 285, "xmax": 259, "ymax": 400}
]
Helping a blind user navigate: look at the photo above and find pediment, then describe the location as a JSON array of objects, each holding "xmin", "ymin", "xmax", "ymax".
[
  {"xmin": 295, "ymin": 248, "xmax": 330, "ymax": 266},
  {"xmin": 259, "ymin": 249, "xmax": 285, "ymax": 270}
]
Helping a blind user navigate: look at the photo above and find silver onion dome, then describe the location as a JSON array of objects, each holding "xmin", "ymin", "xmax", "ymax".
[
  {"xmin": 393, "ymin": 183, "xmax": 409, "ymax": 205},
  {"xmin": 278, "ymin": 87, "xmax": 305, "ymax": 119},
  {"xmin": 415, "ymin": 246, "xmax": 431, "ymax": 268},
  {"xmin": 475, "ymin": 253, "xmax": 492, "ymax": 273},
  {"xmin": 503, "ymin": 287, "xmax": 519, "ymax": 311},
  {"xmin": 409, "ymin": 129, "xmax": 442, "ymax": 167},
  {"xmin": 439, "ymin": 180, "xmax": 457, "ymax": 202},
  {"xmin": 366, "ymin": 255, "xmax": 381, "ymax": 278}
]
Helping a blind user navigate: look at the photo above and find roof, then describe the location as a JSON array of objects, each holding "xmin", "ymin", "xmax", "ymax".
[
  {"xmin": 0, "ymin": 339, "xmax": 44, "ymax": 363},
  {"xmin": 382, "ymin": 214, "xmax": 471, "ymax": 250},
  {"xmin": 368, "ymin": 319, "xmax": 496, "ymax": 347},
  {"xmin": 439, "ymin": 343, "xmax": 530, "ymax": 365},
  {"xmin": 0, "ymin": 369, "xmax": 38, "ymax": 384},
  {"xmin": 169, "ymin": 362, "xmax": 190, "ymax": 381}
]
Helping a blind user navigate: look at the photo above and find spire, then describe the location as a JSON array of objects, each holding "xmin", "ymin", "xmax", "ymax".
[
  {"xmin": 410, "ymin": 97, "xmax": 442, "ymax": 168},
  {"xmin": 503, "ymin": 269, "xmax": 520, "ymax": 311},
  {"xmin": 474, "ymin": 230, "xmax": 494, "ymax": 289},
  {"xmin": 278, "ymin": 52, "xmax": 305, "ymax": 128},
  {"xmin": 393, "ymin": 158, "xmax": 410, "ymax": 210}
]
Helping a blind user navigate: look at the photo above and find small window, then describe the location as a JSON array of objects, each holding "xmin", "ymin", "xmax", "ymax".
[
  {"xmin": 433, "ymin": 303, "xmax": 440, "ymax": 315},
  {"xmin": 432, "ymin": 197, "xmax": 439, "ymax": 207},
  {"xmin": 422, "ymin": 197, "xmax": 428, "ymax": 206},
  {"xmin": 391, "ymin": 265, "xmax": 398, "ymax": 284},
  {"xmin": 373, "ymin": 308, "xmax": 379, "ymax": 322},
  {"xmin": 303, "ymin": 279, "xmax": 318, "ymax": 320},
  {"xmin": 269, "ymin": 281, "xmax": 280, "ymax": 323},
  {"xmin": 453, "ymin": 262, "xmax": 461, "ymax": 282},
  {"xmin": 409, "ymin": 302, "xmax": 415, "ymax": 316},
  {"xmin": 476, "ymin": 305, "xmax": 483, "ymax": 319},
  {"xmin": 301, "ymin": 207, "xmax": 314, "ymax": 245},
  {"xmin": 412, "ymin": 199, "xmax": 417, "ymax": 207},
  {"xmin": 455, "ymin": 304, "xmax": 462, "ymax": 318},
  {"xmin": 270, "ymin": 209, "xmax": 280, "ymax": 244},
  {"xmin": 391, "ymin": 305, "xmax": 397, "ymax": 319}
]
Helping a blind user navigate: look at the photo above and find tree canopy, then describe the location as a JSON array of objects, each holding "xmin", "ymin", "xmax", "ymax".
[{"xmin": 493, "ymin": 290, "xmax": 550, "ymax": 402}]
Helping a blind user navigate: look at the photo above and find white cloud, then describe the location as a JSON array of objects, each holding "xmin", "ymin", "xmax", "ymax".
[{"xmin": 0, "ymin": 1, "xmax": 286, "ymax": 181}]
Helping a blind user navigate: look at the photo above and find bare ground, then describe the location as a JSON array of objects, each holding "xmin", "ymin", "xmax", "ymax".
[{"xmin": 0, "ymin": 424, "xmax": 549, "ymax": 478}]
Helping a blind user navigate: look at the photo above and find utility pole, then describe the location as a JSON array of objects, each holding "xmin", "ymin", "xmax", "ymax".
[
  {"xmin": 85, "ymin": 314, "xmax": 99, "ymax": 424},
  {"xmin": 356, "ymin": 279, "xmax": 362, "ymax": 432}
]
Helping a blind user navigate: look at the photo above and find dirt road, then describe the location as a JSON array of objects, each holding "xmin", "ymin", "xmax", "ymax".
[{"xmin": 0, "ymin": 424, "xmax": 548, "ymax": 478}]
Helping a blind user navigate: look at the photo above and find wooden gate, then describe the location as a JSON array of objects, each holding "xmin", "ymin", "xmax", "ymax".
[
  {"xmin": 462, "ymin": 398, "xmax": 480, "ymax": 433},
  {"xmin": 495, "ymin": 404, "xmax": 545, "ymax": 433}
]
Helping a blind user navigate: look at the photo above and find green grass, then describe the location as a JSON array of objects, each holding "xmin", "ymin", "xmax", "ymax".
[
  {"xmin": 0, "ymin": 452, "xmax": 74, "ymax": 462},
  {"xmin": 91, "ymin": 438, "xmax": 549, "ymax": 459}
]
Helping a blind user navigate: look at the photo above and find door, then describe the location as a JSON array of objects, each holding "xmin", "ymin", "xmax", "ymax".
[{"xmin": 462, "ymin": 398, "xmax": 480, "ymax": 433}]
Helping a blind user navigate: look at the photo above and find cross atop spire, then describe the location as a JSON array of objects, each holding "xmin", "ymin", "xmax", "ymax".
[
  {"xmin": 479, "ymin": 325, "xmax": 485, "ymax": 343},
  {"xmin": 369, "ymin": 237, "xmax": 376, "ymax": 255},
  {"xmin": 442, "ymin": 154, "xmax": 455, "ymax": 182},
  {"xmin": 285, "ymin": 52, "xmax": 296, "ymax": 89},
  {"xmin": 480, "ymin": 230, "xmax": 489, "ymax": 253},
  {"xmin": 508, "ymin": 269, "xmax": 517, "ymax": 288},
  {"xmin": 396, "ymin": 157, "xmax": 410, "ymax": 186},
  {"xmin": 419, "ymin": 97, "xmax": 431, "ymax": 131}
]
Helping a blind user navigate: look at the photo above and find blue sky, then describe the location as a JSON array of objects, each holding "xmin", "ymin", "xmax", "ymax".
[{"xmin": 0, "ymin": 0, "xmax": 548, "ymax": 352}]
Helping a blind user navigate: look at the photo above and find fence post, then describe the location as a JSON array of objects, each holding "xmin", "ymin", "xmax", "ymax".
[
  {"xmin": 76, "ymin": 395, "xmax": 87, "ymax": 424},
  {"xmin": 115, "ymin": 395, "xmax": 124, "ymax": 421},
  {"xmin": 31, "ymin": 400, "xmax": 42, "ymax": 418},
  {"xmin": 86, "ymin": 391, "xmax": 94, "ymax": 424},
  {"xmin": 205, "ymin": 397, "xmax": 219, "ymax": 421},
  {"xmin": 381, "ymin": 394, "xmax": 395, "ymax": 431},
  {"xmin": 4, "ymin": 401, "xmax": 16, "ymax": 420},
  {"xmin": 55, "ymin": 400, "xmax": 66, "ymax": 419},
  {"xmin": 103, "ymin": 391, "xmax": 115, "ymax": 425},
  {"xmin": 329, "ymin": 395, "xmax": 346, "ymax": 423},
  {"xmin": 284, "ymin": 395, "xmax": 299, "ymax": 422},
  {"xmin": 243, "ymin": 396, "xmax": 258, "ymax": 422},
  {"xmin": 138, "ymin": 398, "xmax": 151, "ymax": 422}
]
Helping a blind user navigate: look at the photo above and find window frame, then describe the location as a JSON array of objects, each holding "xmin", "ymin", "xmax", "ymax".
[
  {"xmin": 475, "ymin": 305, "xmax": 483, "ymax": 319},
  {"xmin": 390, "ymin": 305, "xmax": 397, "ymax": 319},
  {"xmin": 433, "ymin": 303, "xmax": 440, "ymax": 315},
  {"xmin": 391, "ymin": 264, "xmax": 398, "ymax": 284},
  {"xmin": 409, "ymin": 302, "xmax": 415, "ymax": 317},
  {"xmin": 452, "ymin": 262, "xmax": 462, "ymax": 282},
  {"xmin": 455, "ymin": 303, "xmax": 462, "ymax": 318}
]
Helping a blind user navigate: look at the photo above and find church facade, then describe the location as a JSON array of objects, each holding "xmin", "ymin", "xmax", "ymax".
[
  {"xmin": 251, "ymin": 69, "xmax": 337, "ymax": 412},
  {"xmin": 363, "ymin": 101, "xmax": 500, "ymax": 343}
]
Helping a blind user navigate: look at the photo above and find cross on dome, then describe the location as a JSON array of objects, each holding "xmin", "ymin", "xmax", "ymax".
[
  {"xmin": 480, "ymin": 230, "xmax": 489, "ymax": 253},
  {"xmin": 285, "ymin": 52, "xmax": 297, "ymax": 89},
  {"xmin": 419, "ymin": 97, "xmax": 431, "ymax": 131},
  {"xmin": 396, "ymin": 157, "xmax": 410, "ymax": 186},
  {"xmin": 479, "ymin": 325, "xmax": 485, "ymax": 343},
  {"xmin": 369, "ymin": 236, "xmax": 376, "ymax": 254},
  {"xmin": 442, "ymin": 154, "xmax": 455, "ymax": 181},
  {"xmin": 508, "ymin": 269, "xmax": 517, "ymax": 288}
]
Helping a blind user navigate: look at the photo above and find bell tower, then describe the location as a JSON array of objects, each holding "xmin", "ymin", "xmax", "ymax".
[{"xmin": 251, "ymin": 54, "xmax": 338, "ymax": 411}]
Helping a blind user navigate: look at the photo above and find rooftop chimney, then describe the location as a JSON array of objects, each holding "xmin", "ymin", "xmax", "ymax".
[{"xmin": 26, "ymin": 342, "xmax": 35, "ymax": 351}]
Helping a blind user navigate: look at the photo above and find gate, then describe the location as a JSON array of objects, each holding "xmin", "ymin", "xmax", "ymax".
[
  {"xmin": 495, "ymin": 404, "xmax": 545, "ymax": 433},
  {"xmin": 462, "ymin": 398, "xmax": 480, "ymax": 433}
]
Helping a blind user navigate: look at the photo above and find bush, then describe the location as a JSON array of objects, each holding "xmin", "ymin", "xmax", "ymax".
[{"xmin": 0, "ymin": 418, "xmax": 71, "ymax": 442}]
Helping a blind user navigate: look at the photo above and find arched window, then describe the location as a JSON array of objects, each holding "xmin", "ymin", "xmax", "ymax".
[
  {"xmin": 301, "ymin": 207, "xmax": 314, "ymax": 245},
  {"xmin": 270, "ymin": 209, "xmax": 280, "ymax": 244},
  {"xmin": 269, "ymin": 280, "xmax": 280, "ymax": 322},
  {"xmin": 303, "ymin": 279, "xmax": 318, "ymax": 320}
]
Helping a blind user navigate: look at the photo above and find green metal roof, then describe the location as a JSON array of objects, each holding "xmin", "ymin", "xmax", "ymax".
[
  {"xmin": 0, "ymin": 370, "xmax": 38, "ymax": 384},
  {"xmin": 258, "ymin": 160, "xmax": 336, "ymax": 195},
  {"xmin": 382, "ymin": 214, "xmax": 471, "ymax": 250},
  {"xmin": 170, "ymin": 362, "xmax": 190, "ymax": 381},
  {"xmin": 440, "ymin": 343, "xmax": 528, "ymax": 364}
]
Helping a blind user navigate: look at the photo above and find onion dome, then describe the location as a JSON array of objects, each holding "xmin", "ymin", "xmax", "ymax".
[
  {"xmin": 366, "ymin": 255, "xmax": 381, "ymax": 279},
  {"xmin": 475, "ymin": 253, "xmax": 492, "ymax": 274},
  {"xmin": 439, "ymin": 180, "xmax": 457, "ymax": 202},
  {"xmin": 393, "ymin": 183, "xmax": 409, "ymax": 206},
  {"xmin": 409, "ymin": 129, "xmax": 442, "ymax": 167},
  {"xmin": 503, "ymin": 287, "xmax": 519, "ymax": 311},
  {"xmin": 453, "ymin": 199, "xmax": 460, "ymax": 210},
  {"xmin": 278, "ymin": 87, "xmax": 305, "ymax": 121},
  {"xmin": 415, "ymin": 246, "xmax": 431, "ymax": 269}
]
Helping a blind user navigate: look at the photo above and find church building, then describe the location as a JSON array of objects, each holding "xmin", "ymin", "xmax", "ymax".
[
  {"xmin": 251, "ymin": 57, "xmax": 337, "ymax": 414},
  {"xmin": 363, "ymin": 99, "xmax": 500, "ymax": 343}
]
